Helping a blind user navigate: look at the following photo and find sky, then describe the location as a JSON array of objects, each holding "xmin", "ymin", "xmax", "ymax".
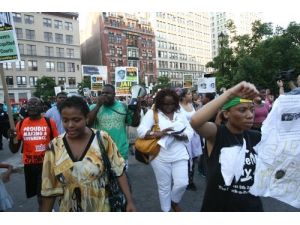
[{"xmin": 261, "ymin": 12, "xmax": 300, "ymax": 28}]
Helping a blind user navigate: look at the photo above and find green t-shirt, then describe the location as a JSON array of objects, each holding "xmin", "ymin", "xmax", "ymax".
[{"xmin": 89, "ymin": 101, "xmax": 133, "ymax": 160}]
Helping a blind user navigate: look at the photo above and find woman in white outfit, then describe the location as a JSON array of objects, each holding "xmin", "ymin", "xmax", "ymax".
[
  {"xmin": 137, "ymin": 88, "xmax": 194, "ymax": 212},
  {"xmin": 179, "ymin": 88, "xmax": 202, "ymax": 191}
]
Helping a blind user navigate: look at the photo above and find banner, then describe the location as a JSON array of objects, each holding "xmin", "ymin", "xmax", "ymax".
[
  {"xmin": 183, "ymin": 74, "xmax": 193, "ymax": 88},
  {"xmin": 91, "ymin": 75, "xmax": 104, "ymax": 92},
  {"xmin": 0, "ymin": 12, "xmax": 20, "ymax": 62},
  {"xmin": 82, "ymin": 65, "xmax": 107, "ymax": 79},
  {"xmin": 197, "ymin": 77, "xmax": 216, "ymax": 93},
  {"xmin": 115, "ymin": 67, "xmax": 138, "ymax": 96}
]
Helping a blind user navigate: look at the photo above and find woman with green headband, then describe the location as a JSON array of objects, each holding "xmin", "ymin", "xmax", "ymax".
[{"xmin": 190, "ymin": 81, "xmax": 262, "ymax": 212}]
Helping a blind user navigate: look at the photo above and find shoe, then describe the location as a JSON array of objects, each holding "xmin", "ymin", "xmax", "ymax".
[
  {"xmin": 186, "ymin": 183, "xmax": 197, "ymax": 191},
  {"xmin": 171, "ymin": 201, "xmax": 182, "ymax": 212}
]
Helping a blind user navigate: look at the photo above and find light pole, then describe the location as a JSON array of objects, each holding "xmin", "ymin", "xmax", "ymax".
[{"xmin": 218, "ymin": 32, "xmax": 225, "ymax": 78}]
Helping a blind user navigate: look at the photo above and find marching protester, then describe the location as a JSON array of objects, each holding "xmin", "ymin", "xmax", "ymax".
[
  {"xmin": 179, "ymin": 88, "xmax": 202, "ymax": 191},
  {"xmin": 190, "ymin": 81, "xmax": 263, "ymax": 211},
  {"xmin": 87, "ymin": 84, "xmax": 141, "ymax": 167},
  {"xmin": 0, "ymin": 163, "xmax": 13, "ymax": 211},
  {"xmin": 137, "ymin": 88, "xmax": 194, "ymax": 212},
  {"xmin": 45, "ymin": 92, "xmax": 68, "ymax": 135},
  {"xmin": 8, "ymin": 97, "xmax": 58, "ymax": 211},
  {"xmin": 41, "ymin": 96, "xmax": 135, "ymax": 212}
]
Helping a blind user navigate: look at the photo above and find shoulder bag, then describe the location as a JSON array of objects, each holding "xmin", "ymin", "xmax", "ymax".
[
  {"xmin": 96, "ymin": 131, "xmax": 127, "ymax": 212},
  {"xmin": 134, "ymin": 110, "xmax": 160, "ymax": 164}
]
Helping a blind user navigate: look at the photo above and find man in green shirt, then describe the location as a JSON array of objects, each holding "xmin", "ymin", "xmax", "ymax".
[{"xmin": 87, "ymin": 84, "xmax": 141, "ymax": 166}]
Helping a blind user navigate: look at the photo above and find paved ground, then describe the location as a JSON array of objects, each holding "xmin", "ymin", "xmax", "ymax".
[{"xmin": 0, "ymin": 138, "xmax": 299, "ymax": 212}]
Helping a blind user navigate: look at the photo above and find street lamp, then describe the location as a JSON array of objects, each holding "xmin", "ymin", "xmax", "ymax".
[{"xmin": 218, "ymin": 32, "xmax": 225, "ymax": 78}]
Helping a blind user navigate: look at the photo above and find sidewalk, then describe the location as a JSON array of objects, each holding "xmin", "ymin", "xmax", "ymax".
[{"xmin": 0, "ymin": 138, "xmax": 23, "ymax": 174}]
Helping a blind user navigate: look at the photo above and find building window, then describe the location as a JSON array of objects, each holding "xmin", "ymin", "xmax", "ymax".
[
  {"xmin": 6, "ymin": 76, "xmax": 13, "ymax": 85},
  {"xmin": 55, "ymin": 33, "xmax": 63, "ymax": 43},
  {"xmin": 57, "ymin": 62, "xmax": 65, "ymax": 72},
  {"xmin": 117, "ymin": 59, "xmax": 123, "ymax": 66},
  {"xmin": 66, "ymin": 48, "xmax": 74, "ymax": 58},
  {"xmin": 54, "ymin": 20, "xmax": 62, "ymax": 29},
  {"xmin": 43, "ymin": 18, "xmax": 52, "ymax": 27},
  {"xmin": 45, "ymin": 46, "xmax": 54, "ymax": 57},
  {"xmin": 27, "ymin": 45, "xmax": 36, "ymax": 56},
  {"xmin": 28, "ymin": 60, "xmax": 38, "ymax": 71},
  {"xmin": 29, "ymin": 76, "xmax": 38, "ymax": 86},
  {"xmin": 117, "ymin": 47, "xmax": 122, "ymax": 57},
  {"xmin": 16, "ymin": 60, "xmax": 25, "ymax": 71},
  {"xmin": 109, "ymin": 46, "xmax": 115, "ymax": 55},
  {"xmin": 65, "ymin": 22, "xmax": 73, "ymax": 31},
  {"xmin": 56, "ymin": 47, "xmax": 64, "ymax": 57},
  {"xmin": 126, "ymin": 34, "xmax": 138, "ymax": 46},
  {"xmin": 24, "ymin": 14, "xmax": 34, "ymax": 24},
  {"xmin": 3, "ymin": 62, "xmax": 12, "ymax": 70},
  {"xmin": 46, "ymin": 61, "xmax": 55, "ymax": 72},
  {"xmin": 147, "ymin": 50, "xmax": 153, "ymax": 59},
  {"xmin": 127, "ymin": 47, "xmax": 139, "ymax": 58},
  {"xmin": 68, "ymin": 77, "xmax": 76, "ymax": 86},
  {"xmin": 25, "ymin": 29, "xmax": 35, "ymax": 40},
  {"xmin": 12, "ymin": 13, "xmax": 22, "ymax": 23},
  {"xmin": 128, "ymin": 60, "xmax": 138, "ymax": 67},
  {"xmin": 15, "ymin": 28, "xmax": 23, "ymax": 39},
  {"xmin": 116, "ymin": 34, "xmax": 122, "ymax": 44},
  {"xmin": 18, "ymin": 44, "xmax": 24, "ymax": 54},
  {"xmin": 108, "ymin": 32, "xmax": 114, "ymax": 43},
  {"xmin": 66, "ymin": 35, "xmax": 73, "ymax": 44},
  {"xmin": 17, "ymin": 76, "xmax": 27, "ymax": 85},
  {"xmin": 67, "ymin": 62, "xmax": 75, "ymax": 72},
  {"xmin": 58, "ymin": 77, "xmax": 66, "ymax": 85},
  {"xmin": 109, "ymin": 59, "xmax": 116, "ymax": 68},
  {"xmin": 148, "ymin": 62, "xmax": 154, "ymax": 72},
  {"xmin": 44, "ymin": 32, "xmax": 53, "ymax": 42}
]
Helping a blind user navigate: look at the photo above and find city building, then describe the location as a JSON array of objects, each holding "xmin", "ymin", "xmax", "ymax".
[
  {"xmin": 211, "ymin": 12, "xmax": 261, "ymax": 57},
  {"xmin": 80, "ymin": 12, "xmax": 157, "ymax": 85},
  {"xmin": 0, "ymin": 12, "xmax": 81, "ymax": 103},
  {"xmin": 148, "ymin": 12, "xmax": 213, "ymax": 87}
]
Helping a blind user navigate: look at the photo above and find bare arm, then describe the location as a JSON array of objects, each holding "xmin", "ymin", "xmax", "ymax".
[
  {"xmin": 0, "ymin": 163, "xmax": 13, "ymax": 183},
  {"xmin": 117, "ymin": 173, "xmax": 136, "ymax": 212},
  {"xmin": 191, "ymin": 81, "xmax": 258, "ymax": 140},
  {"xmin": 8, "ymin": 128, "xmax": 21, "ymax": 153},
  {"xmin": 41, "ymin": 196, "xmax": 56, "ymax": 212}
]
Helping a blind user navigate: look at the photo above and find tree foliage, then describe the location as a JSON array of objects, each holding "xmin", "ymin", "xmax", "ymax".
[
  {"xmin": 207, "ymin": 20, "xmax": 300, "ymax": 94},
  {"xmin": 33, "ymin": 76, "xmax": 56, "ymax": 101},
  {"xmin": 153, "ymin": 75, "xmax": 171, "ymax": 92}
]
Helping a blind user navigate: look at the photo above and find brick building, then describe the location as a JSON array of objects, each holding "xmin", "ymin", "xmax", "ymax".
[{"xmin": 81, "ymin": 12, "xmax": 157, "ymax": 85}]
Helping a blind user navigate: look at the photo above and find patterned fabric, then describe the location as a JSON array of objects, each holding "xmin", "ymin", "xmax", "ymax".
[{"xmin": 41, "ymin": 129, "xmax": 125, "ymax": 212}]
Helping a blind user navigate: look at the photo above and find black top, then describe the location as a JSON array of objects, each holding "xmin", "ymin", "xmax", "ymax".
[{"xmin": 201, "ymin": 125, "xmax": 263, "ymax": 212}]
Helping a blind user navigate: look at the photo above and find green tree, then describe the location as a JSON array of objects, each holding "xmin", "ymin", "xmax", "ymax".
[
  {"xmin": 77, "ymin": 76, "xmax": 91, "ymax": 95},
  {"xmin": 33, "ymin": 76, "xmax": 56, "ymax": 101},
  {"xmin": 153, "ymin": 75, "xmax": 171, "ymax": 92}
]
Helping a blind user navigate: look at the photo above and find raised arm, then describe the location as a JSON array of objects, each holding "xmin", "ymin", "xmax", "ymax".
[{"xmin": 190, "ymin": 81, "xmax": 258, "ymax": 140}]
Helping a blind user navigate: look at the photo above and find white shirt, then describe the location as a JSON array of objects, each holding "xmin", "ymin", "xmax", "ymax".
[{"xmin": 137, "ymin": 109, "xmax": 194, "ymax": 162}]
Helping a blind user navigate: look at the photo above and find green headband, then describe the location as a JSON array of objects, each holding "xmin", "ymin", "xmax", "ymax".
[{"xmin": 222, "ymin": 97, "xmax": 252, "ymax": 110}]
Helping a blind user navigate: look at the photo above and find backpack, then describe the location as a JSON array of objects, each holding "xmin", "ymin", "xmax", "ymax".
[{"xmin": 18, "ymin": 117, "xmax": 54, "ymax": 140}]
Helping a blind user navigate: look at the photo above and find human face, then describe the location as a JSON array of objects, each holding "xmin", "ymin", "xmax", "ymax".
[
  {"xmin": 101, "ymin": 86, "xmax": 115, "ymax": 106},
  {"xmin": 225, "ymin": 103, "xmax": 254, "ymax": 133},
  {"xmin": 61, "ymin": 107, "xmax": 87, "ymax": 139},
  {"xmin": 184, "ymin": 91, "xmax": 193, "ymax": 103},
  {"xmin": 56, "ymin": 94, "xmax": 67, "ymax": 107},
  {"xmin": 27, "ymin": 98, "xmax": 42, "ymax": 117},
  {"xmin": 161, "ymin": 95, "xmax": 176, "ymax": 114}
]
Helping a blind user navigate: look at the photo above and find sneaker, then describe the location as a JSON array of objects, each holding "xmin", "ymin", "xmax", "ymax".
[
  {"xmin": 186, "ymin": 183, "xmax": 197, "ymax": 191},
  {"xmin": 171, "ymin": 201, "xmax": 182, "ymax": 212}
]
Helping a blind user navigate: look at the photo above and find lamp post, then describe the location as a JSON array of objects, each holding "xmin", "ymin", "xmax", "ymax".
[{"xmin": 218, "ymin": 32, "xmax": 225, "ymax": 78}]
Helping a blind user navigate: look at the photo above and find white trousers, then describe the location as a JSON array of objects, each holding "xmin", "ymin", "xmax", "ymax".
[{"xmin": 151, "ymin": 158, "xmax": 188, "ymax": 212}]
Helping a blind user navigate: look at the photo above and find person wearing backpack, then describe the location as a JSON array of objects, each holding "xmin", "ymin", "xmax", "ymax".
[
  {"xmin": 8, "ymin": 97, "xmax": 58, "ymax": 211},
  {"xmin": 87, "ymin": 84, "xmax": 141, "ymax": 167}
]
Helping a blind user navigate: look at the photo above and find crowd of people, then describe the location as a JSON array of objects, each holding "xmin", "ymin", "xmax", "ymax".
[{"xmin": 0, "ymin": 75, "xmax": 299, "ymax": 212}]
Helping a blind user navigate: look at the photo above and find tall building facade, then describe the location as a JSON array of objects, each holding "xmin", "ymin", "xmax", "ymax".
[
  {"xmin": 80, "ymin": 12, "xmax": 157, "ymax": 85},
  {"xmin": 211, "ymin": 12, "xmax": 261, "ymax": 57},
  {"xmin": 0, "ymin": 12, "xmax": 81, "ymax": 103},
  {"xmin": 149, "ymin": 12, "xmax": 213, "ymax": 87}
]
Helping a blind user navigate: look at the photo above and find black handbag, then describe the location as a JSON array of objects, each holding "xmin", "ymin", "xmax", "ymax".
[
  {"xmin": 96, "ymin": 131, "xmax": 127, "ymax": 212},
  {"xmin": 134, "ymin": 149, "xmax": 150, "ymax": 164}
]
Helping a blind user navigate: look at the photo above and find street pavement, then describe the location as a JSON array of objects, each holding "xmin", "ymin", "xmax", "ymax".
[{"xmin": 0, "ymin": 138, "xmax": 299, "ymax": 212}]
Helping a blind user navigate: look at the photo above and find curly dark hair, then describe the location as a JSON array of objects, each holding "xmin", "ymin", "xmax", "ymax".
[
  {"xmin": 58, "ymin": 96, "xmax": 89, "ymax": 117},
  {"xmin": 154, "ymin": 88, "xmax": 180, "ymax": 112}
]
